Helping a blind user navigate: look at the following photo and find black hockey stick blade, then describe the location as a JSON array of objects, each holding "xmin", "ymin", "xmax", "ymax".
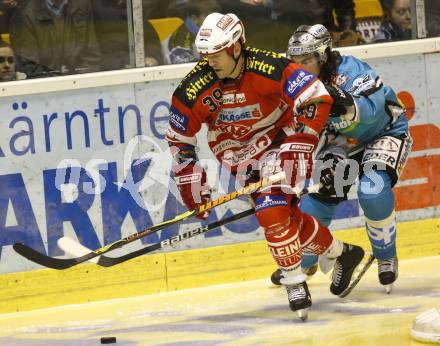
[
  {"xmin": 97, "ymin": 208, "xmax": 256, "ymax": 267},
  {"xmin": 13, "ymin": 172, "xmax": 285, "ymax": 270},
  {"xmin": 13, "ymin": 242, "xmax": 96, "ymax": 270},
  {"xmin": 339, "ymin": 254, "xmax": 375, "ymax": 298}
]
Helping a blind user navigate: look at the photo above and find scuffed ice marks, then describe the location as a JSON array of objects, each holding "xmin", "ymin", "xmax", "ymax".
[
  {"xmin": 18, "ymin": 319, "xmax": 114, "ymax": 333},
  {"xmin": 0, "ymin": 339, "xmax": 136, "ymax": 346}
]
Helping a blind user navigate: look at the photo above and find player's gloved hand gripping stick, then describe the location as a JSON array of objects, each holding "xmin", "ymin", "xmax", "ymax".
[{"xmin": 59, "ymin": 182, "xmax": 321, "ymax": 267}]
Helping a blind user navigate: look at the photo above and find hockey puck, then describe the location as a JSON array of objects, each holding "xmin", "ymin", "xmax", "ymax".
[{"xmin": 100, "ymin": 336, "xmax": 117, "ymax": 344}]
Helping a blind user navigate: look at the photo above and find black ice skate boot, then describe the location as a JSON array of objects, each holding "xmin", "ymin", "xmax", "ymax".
[
  {"xmin": 378, "ymin": 256, "xmax": 398, "ymax": 294},
  {"xmin": 330, "ymin": 243, "xmax": 365, "ymax": 296},
  {"xmin": 270, "ymin": 264, "xmax": 318, "ymax": 286},
  {"xmin": 285, "ymin": 281, "xmax": 312, "ymax": 321}
]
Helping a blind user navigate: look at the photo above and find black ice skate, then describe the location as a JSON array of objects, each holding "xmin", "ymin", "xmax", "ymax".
[
  {"xmin": 286, "ymin": 281, "xmax": 312, "ymax": 321},
  {"xmin": 270, "ymin": 264, "xmax": 318, "ymax": 286},
  {"xmin": 378, "ymin": 256, "xmax": 398, "ymax": 294},
  {"xmin": 330, "ymin": 243, "xmax": 365, "ymax": 297}
]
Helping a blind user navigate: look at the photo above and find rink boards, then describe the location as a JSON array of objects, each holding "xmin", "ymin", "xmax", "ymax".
[
  {"xmin": 0, "ymin": 39, "xmax": 440, "ymax": 312},
  {"xmin": 1, "ymin": 216, "xmax": 439, "ymax": 314}
]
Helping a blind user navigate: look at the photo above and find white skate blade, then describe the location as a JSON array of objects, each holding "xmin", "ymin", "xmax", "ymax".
[
  {"xmin": 339, "ymin": 254, "xmax": 375, "ymax": 298},
  {"xmin": 296, "ymin": 308, "xmax": 309, "ymax": 321},
  {"xmin": 57, "ymin": 237, "xmax": 98, "ymax": 263},
  {"xmin": 385, "ymin": 283, "xmax": 393, "ymax": 294}
]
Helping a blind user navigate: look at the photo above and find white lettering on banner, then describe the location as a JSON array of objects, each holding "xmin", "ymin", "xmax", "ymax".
[{"xmin": 0, "ymin": 98, "xmax": 147, "ymax": 158}]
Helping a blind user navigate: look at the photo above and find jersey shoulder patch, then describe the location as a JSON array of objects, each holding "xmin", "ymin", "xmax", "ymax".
[
  {"xmin": 174, "ymin": 59, "xmax": 219, "ymax": 108},
  {"xmin": 338, "ymin": 55, "xmax": 382, "ymax": 97},
  {"xmin": 244, "ymin": 46, "xmax": 288, "ymax": 81}
]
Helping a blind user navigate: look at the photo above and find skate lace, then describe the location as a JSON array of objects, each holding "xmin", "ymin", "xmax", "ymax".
[
  {"xmin": 287, "ymin": 284, "xmax": 306, "ymax": 301},
  {"xmin": 331, "ymin": 261, "xmax": 343, "ymax": 285},
  {"xmin": 378, "ymin": 258, "xmax": 395, "ymax": 274}
]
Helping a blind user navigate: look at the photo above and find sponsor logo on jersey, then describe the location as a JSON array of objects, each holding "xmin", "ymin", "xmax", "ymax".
[
  {"xmin": 222, "ymin": 92, "xmax": 247, "ymax": 105},
  {"xmin": 246, "ymin": 56, "xmax": 276, "ymax": 75},
  {"xmin": 349, "ymin": 74, "xmax": 380, "ymax": 96},
  {"xmin": 255, "ymin": 194, "xmax": 288, "ymax": 212},
  {"xmin": 328, "ymin": 117, "xmax": 359, "ymax": 132},
  {"xmin": 362, "ymin": 136, "xmax": 405, "ymax": 170},
  {"xmin": 280, "ymin": 142, "xmax": 315, "ymax": 153},
  {"xmin": 216, "ymin": 123, "xmax": 252, "ymax": 139},
  {"xmin": 211, "ymin": 139, "xmax": 240, "ymax": 155},
  {"xmin": 366, "ymin": 136, "xmax": 400, "ymax": 152},
  {"xmin": 215, "ymin": 104, "xmax": 262, "ymax": 124},
  {"xmin": 284, "ymin": 69, "xmax": 315, "ymax": 100},
  {"xmin": 175, "ymin": 173, "xmax": 202, "ymax": 185},
  {"xmin": 222, "ymin": 135, "xmax": 272, "ymax": 166},
  {"xmin": 334, "ymin": 73, "xmax": 348, "ymax": 87},
  {"xmin": 366, "ymin": 223, "xmax": 397, "ymax": 247},
  {"xmin": 397, "ymin": 136, "xmax": 412, "ymax": 176},
  {"xmin": 169, "ymin": 106, "xmax": 189, "ymax": 133},
  {"xmin": 236, "ymin": 93, "xmax": 246, "ymax": 103},
  {"xmin": 185, "ymin": 71, "xmax": 216, "ymax": 101}
]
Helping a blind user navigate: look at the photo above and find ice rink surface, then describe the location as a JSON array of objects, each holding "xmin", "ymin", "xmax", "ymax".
[{"xmin": 1, "ymin": 255, "xmax": 439, "ymax": 346}]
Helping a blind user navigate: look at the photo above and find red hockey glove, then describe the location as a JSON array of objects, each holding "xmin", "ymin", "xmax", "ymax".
[
  {"xmin": 173, "ymin": 162, "xmax": 211, "ymax": 219},
  {"xmin": 280, "ymin": 133, "xmax": 319, "ymax": 188}
]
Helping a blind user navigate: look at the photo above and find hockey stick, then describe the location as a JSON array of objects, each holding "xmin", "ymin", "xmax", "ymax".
[
  {"xmin": 339, "ymin": 254, "xmax": 375, "ymax": 298},
  {"xmin": 13, "ymin": 171, "xmax": 286, "ymax": 270},
  {"xmin": 96, "ymin": 208, "xmax": 254, "ymax": 267},
  {"xmin": 61, "ymin": 182, "xmax": 321, "ymax": 267}
]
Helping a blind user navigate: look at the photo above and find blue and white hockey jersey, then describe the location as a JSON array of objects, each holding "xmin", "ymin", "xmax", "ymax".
[{"xmin": 328, "ymin": 55, "xmax": 409, "ymax": 151}]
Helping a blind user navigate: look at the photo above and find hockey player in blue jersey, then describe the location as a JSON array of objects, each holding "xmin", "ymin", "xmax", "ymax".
[{"xmin": 271, "ymin": 24, "xmax": 412, "ymax": 293}]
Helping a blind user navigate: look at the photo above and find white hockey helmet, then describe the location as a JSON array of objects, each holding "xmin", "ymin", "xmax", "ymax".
[
  {"xmin": 286, "ymin": 24, "xmax": 332, "ymax": 63},
  {"xmin": 195, "ymin": 12, "xmax": 246, "ymax": 55}
]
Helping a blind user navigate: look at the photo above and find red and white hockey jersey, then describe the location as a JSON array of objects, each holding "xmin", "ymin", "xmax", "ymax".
[{"xmin": 166, "ymin": 46, "xmax": 333, "ymax": 171}]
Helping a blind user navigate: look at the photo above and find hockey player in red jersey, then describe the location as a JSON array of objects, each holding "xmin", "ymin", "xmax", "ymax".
[{"xmin": 166, "ymin": 12, "xmax": 365, "ymax": 320}]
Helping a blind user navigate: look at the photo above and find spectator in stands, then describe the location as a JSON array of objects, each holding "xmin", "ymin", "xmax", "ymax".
[
  {"xmin": 374, "ymin": 0, "xmax": 412, "ymax": 42},
  {"xmin": 0, "ymin": 0, "xmax": 18, "ymax": 34},
  {"xmin": 142, "ymin": 0, "xmax": 169, "ymax": 20},
  {"xmin": 217, "ymin": 0, "xmax": 281, "ymax": 51},
  {"xmin": 93, "ymin": 0, "xmax": 129, "ymax": 71},
  {"xmin": 144, "ymin": 19, "xmax": 163, "ymax": 66},
  {"xmin": 321, "ymin": 0, "xmax": 365, "ymax": 47},
  {"xmin": 0, "ymin": 41, "xmax": 25, "ymax": 81},
  {"xmin": 425, "ymin": 0, "xmax": 440, "ymax": 38},
  {"xmin": 92, "ymin": 0, "xmax": 162, "ymax": 70},
  {"xmin": 9, "ymin": 0, "xmax": 101, "ymax": 78},
  {"xmin": 164, "ymin": 0, "xmax": 220, "ymax": 64}
]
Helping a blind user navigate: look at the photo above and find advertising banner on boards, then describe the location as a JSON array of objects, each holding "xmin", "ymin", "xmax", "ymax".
[{"xmin": 1, "ymin": 54, "xmax": 439, "ymax": 273}]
